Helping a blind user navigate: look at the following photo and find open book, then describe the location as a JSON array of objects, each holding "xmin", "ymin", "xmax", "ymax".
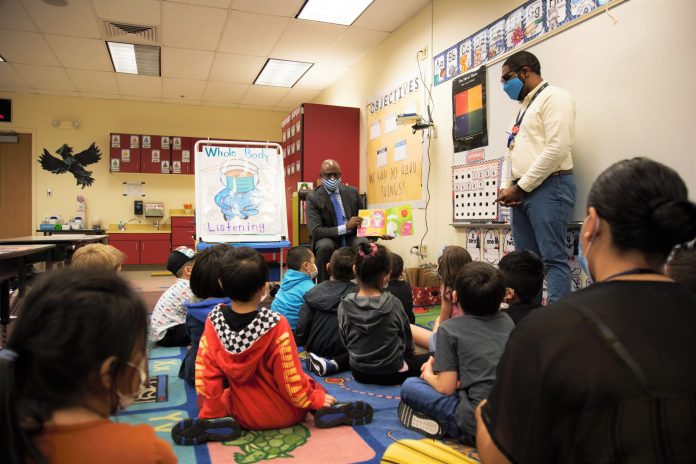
[{"xmin": 357, "ymin": 205, "xmax": 413, "ymax": 237}]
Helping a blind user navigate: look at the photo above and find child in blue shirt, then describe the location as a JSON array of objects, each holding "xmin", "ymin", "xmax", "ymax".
[{"xmin": 271, "ymin": 246, "xmax": 317, "ymax": 330}]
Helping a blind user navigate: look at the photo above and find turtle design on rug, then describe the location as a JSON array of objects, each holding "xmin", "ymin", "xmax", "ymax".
[{"xmin": 224, "ymin": 424, "xmax": 310, "ymax": 463}]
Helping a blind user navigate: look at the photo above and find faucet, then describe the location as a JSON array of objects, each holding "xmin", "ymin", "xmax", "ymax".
[
  {"xmin": 154, "ymin": 220, "xmax": 160, "ymax": 230},
  {"xmin": 119, "ymin": 218, "xmax": 141, "ymax": 230}
]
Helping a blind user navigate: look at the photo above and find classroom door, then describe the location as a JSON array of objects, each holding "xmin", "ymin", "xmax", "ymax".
[{"xmin": 0, "ymin": 133, "xmax": 32, "ymax": 239}]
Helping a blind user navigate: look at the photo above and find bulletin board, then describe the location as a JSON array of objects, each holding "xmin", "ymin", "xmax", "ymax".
[
  {"xmin": 194, "ymin": 141, "xmax": 288, "ymax": 243},
  {"xmin": 366, "ymin": 78, "xmax": 425, "ymax": 208}
]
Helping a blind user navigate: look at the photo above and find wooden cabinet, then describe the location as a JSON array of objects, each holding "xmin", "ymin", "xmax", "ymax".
[
  {"xmin": 109, "ymin": 233, "xmax": 171, "ymax": 265},
  {"xmin": 171, "ymin": 216, "xmax": 196, "ymax": 249},
  {"xmin": 291, "ymin": 191, "xmax": 310, "ymax": 247}
]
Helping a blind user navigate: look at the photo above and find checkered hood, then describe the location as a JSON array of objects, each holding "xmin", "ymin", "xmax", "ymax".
[{"xmin": 209, "ymin": 305, "xmax": 281, "ymax": 354}]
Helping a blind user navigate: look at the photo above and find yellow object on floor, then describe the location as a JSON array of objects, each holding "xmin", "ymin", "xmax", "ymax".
[
  {"xmin": 150, "ymin": 271, "xmax": 171, "ymax": 277},
  {"xmin": 381, "ymin": 438, "xmax": 479, "ymax": 464}
]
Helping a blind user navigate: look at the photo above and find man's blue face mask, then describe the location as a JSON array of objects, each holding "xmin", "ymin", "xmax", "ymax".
[
  {"xmin": 503, "ymin": 77, "xmax": 525, "ymax": 101},
  {"xmin": 322, "ymin": 177, "xmax": 341, "ymax": 192}
]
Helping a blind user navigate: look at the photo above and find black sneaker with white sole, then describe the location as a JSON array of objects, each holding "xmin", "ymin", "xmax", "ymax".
[
  {"xmin": 170, "ymin": 417, "xmax": 242, "ymax": 446},
  {"xmin": 397, "ymin": 401, "xmax": 446, "ymax": 438},
  {"xmin": 314, "ymin": 401, "xmax": 374, "ymax": 428}
]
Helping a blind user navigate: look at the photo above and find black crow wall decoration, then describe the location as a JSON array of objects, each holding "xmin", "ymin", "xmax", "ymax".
[{"xmin": 39, "ymin": 143, "xmax": 102, "ymax": 189}]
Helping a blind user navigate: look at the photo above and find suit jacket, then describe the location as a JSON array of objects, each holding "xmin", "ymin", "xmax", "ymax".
[{"xmin": 306, "ymin": 184, "xmax": 360, "ymax": 249}]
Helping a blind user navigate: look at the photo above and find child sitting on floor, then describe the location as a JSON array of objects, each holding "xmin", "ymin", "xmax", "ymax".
[
  {"xmin": 399, "ymin": 262, "xmax": 514, "ymax": 445},
  {"xmin": 411, "ymin": 246, "xmax": 472, "ymax": 351},
  {"xmin": 71, "ymin": 243, "xmax": 125, "ymax": 271},
  {"xmin": 271, "ymin": 246, "xmax": 317, "ymax": 330},
  {"xmin": 385, "ymin": 253, "xmax": 415, "ymax": 324},
  {"xmin": 0, "ymin": 268, "xmax": 176, "ymax": 463},
  {"xmin": 297, "ymin": 247, "xmax": 356, "ymax": 376},
  {"xmin": 172, "ymin": 247, "xmax": 372, "ymax": 445},
  {"xmin": 179, "ymin": 244, "xmax": 232, "ymax": 385},
  {"xmin": 339, "ymin": 242, "xmax": 430, "ymax": 386},
  {"xmin": 498, "ymin": 251, "xmax": 544, "ymax": 324},
  {"xmin": 149, "ymin": 246, "xmax": 197, "ymax": 347}
]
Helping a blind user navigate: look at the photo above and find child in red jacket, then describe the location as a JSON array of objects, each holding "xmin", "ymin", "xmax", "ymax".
[{"xmin": 171, "ymin": 247, "xmax": 373, "ymax": 446}]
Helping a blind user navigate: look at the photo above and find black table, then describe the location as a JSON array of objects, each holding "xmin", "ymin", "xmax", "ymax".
[
  {"xmin": 0, "ymin": 244, "xmax": 55, "ymax": 347},
  {"xmin": 37, "ymin": 228, "xmax": 105, "ymax": 236},
  {"xmin": 0, "ymin": 234, "xmax": 109, "ymax": 264}
]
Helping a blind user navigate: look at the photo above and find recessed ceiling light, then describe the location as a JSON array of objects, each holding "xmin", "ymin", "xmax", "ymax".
[
  {"xmin": 254, "ymin": 59, "xmax": 313, "ymax": 88},
  {"xmin": 106, "ymin": 41, "xmax": 160, "ymax": 76},
  {"xmin": 297, "ymin": 0, "xmax": 373, "ymax": 26}
]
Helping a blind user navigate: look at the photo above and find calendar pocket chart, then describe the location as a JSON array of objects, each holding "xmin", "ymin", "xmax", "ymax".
[{"xmin": 452, "ymin": 157, "xmax": 505, "ymax": 223}]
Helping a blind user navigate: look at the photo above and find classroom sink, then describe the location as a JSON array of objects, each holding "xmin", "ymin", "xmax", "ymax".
[{"xmin": 108, "ymin": 223, "xmax": 171, "ymax": 233}]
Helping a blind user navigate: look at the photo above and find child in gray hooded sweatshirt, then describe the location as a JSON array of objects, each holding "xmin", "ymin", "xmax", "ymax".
[{"xmin": 338, "ymin": 242, "xmax": 431, "ymax": 386}]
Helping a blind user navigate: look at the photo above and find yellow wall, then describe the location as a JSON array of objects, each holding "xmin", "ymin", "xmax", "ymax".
[
  {"xmin": 0, "ymin": 91, "xmax": 283, "ymax": 230},
  {"xmin": 314, "ymin": 0, "xmax": 521, "ymax": 266}
]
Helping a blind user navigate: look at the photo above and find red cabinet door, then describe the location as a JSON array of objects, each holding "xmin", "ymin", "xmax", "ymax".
[
  {"xmin": 111, "ymin": 239, "xmax": 139, "ymax": 265},
  {"xmin": 140, "ymin": 239, "xmax": 171, "ymax": 265},
  {"xmin": 171, "ymin": 228, "xmax": 196, "ymax": 248}
]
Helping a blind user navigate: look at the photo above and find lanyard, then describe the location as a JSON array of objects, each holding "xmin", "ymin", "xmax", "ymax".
[
  {"xmin": 507, "ymin": 82, "xmax": 549, "ymax": 148},
  {"xmin": 602, "ymin": 268, "xmax": 660, "ymax": 282}
]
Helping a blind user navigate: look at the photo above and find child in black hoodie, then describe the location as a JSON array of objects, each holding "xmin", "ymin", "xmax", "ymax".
[
  {"xmin": 296, "ymin": 247, "xmax": 356, "ymax": 376},
  {"xmin": 338, "ymin": 243, "xmax": 431, "ymax": 386}
]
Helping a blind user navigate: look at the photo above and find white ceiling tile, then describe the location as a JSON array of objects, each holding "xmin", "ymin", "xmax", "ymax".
[
  {"xmin": 293, "ymin": 63, "xmax": 350, "ymax": 90},
  {"xmin": 65, "ymin": 69, "xmax": 119, "ymax": 94},
  {"xmin": 13, "ymin": 64, "xmax": 76, "ymax": 91},
  {"xmin": 0, "ymin": 63, "xmax": 33, "ymax": 88},
  {"xmin": 0, "ymin": 0, "xmax": 38, "ymax": 31},
  {"xmin": 203, "ymin": 81, "xmax": 248, "ymax": 103},
  {"xmin": 218, "ymin": 11, "xmax": 289, "ymax": 56},
  {"xmin": 163, "ymin": 78, "xmax": 206, "ymax": 100},
  {"xmin": 163, "ymin": 2, "xmax": 228, "ymax": 50},
  {"xmin": 22, "ymin": 0, "xmax": 101, "ymax": 38},
  {"xmin": 92, "ymin": 0, "xmax": 161, "ymax": 25},
  {"xmin": 270, "ymin": 19, "xmax": 346, "ymax": 63},
  {"xmin": 45, "ymin": 35, "xmax": 113, "ymax": 71},
  {"xmin": 162, "ymin": 48, "xmax": 214, "ymax": 80},
  {"xmin": 116, "ymin": 73, "xmax": 162, "ymax": 97},
  {"xmin": 80, "ymin": 92, "xmax": 122, "ymax": 100},
  {"xmin": 209, "ymin": 53, "xmax": 265, "ymax": 84},
  {"xmin": 275, "ymin": 88, "xmax": 320, "ymax": 109},
  {"xmin": 353, "ymin": 0, "xmax": 430, "ymax": 32},
  {"xmin": 323, "ymin": 27, "xmax": 389, "ymax": 66},
  {"xmin": 240, "ymin": 85, "xmax": 288, "ymax": 107},
  {"xmin": 167, "ymin": 0, "xmax": 231, "ymax": 8},
  {"xmin": 0, "ymin": 30, "xmax": 61, "ymax": 66},
  {"xmin": 229, "ymin": 0, "xmax": 304, "ymax": 17}
]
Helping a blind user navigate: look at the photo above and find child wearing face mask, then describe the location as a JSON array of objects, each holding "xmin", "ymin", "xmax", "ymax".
[
  {"xmin": 0, "ymin": 268, "xmax": 176, "ymax": 464},
  {"xmin": 172, "ymin": 247, "xmax": 372, "ymax": 445},
  {"xmin": 271, "ymin": 246, "xmax": 317, "ymax": 331}
]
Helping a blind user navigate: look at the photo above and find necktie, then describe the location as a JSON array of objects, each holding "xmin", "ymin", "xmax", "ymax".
[{"xmin": 330, "ymin": 191, "xmax": 347, "ymax": 247}]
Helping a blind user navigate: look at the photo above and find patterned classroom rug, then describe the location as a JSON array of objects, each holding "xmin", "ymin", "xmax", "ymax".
[{"xmin": 115, "ymin": 306, "xmax": 480, "ymax": 463}]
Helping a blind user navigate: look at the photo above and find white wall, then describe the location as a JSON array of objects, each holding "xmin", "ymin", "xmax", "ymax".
[{"xmin": 316, "ymin": 0, "xmax": 696, "ymax": 264}]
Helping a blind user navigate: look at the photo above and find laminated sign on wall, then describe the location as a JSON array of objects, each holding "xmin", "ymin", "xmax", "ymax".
[{"xmin": 195, "ymin": 141, "xmax": 288, "ymax": 243}]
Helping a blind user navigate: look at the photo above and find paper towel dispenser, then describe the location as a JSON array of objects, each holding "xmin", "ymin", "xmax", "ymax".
[{"xmin": 144, "ymin": 201, "xmax": 164, "ymax": 217}]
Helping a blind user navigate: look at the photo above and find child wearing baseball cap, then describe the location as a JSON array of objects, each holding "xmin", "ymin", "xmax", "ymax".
[{"xmin": 150, "ymin": 246, "xmax": 197, "ymax": 347}]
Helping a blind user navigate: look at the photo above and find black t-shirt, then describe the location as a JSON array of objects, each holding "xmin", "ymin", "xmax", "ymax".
[
  {"xmin": 385, "ymin": 279, "xmax": 415, "ymax": 324},
  {"xmin": 220, "ymin": 304, "xmax": 258, "ymax": 332},
  {"xmin": 482, "ymin": 281, "xmax": 696, "ymax": 463}
]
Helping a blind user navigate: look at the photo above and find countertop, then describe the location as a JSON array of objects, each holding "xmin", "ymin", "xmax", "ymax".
[{"xmin": 107, "ymin": 224, "xmax": 171, "ymax": 234}]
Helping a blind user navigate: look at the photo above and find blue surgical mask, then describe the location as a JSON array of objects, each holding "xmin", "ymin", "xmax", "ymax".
[
  {"xmin": 503, "ymin": 77, "xmax": 524, "ymax": 101},
  {"xmin": 578, "ymin": 218, "xmax": 600, "ymax": 279},
  {"xmin": 322, "ymin": 177, "xmax": 341, "ymax": 192},
  {"xmin": 227, "ymin": 175, "xmax": 256, "ymax": 193}
]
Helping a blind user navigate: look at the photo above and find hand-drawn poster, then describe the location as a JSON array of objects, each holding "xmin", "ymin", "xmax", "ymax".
[
  {"xmin": 452, "ymin": 66, "xmax": 488, "ymax": 153},
  {"xmin": 433, "ymin": 54, "xmax": 446, "ymax": 86},
  {"xmin": 366, "ymin": 78, "xmax": 425, "ymax": 208},
  {"xmin": 466, "ymin": 228, "xmax": 483, "ymax": 261},
  {"xmin": 195, "ymin": 142, "xmax": 287, "ymax": 243},
  {"xmin": 483, "ymin": 229, "xmax": 501, "ymax": 263}
]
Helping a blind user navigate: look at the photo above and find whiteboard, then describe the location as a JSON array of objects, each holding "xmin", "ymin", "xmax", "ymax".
[
  {"xmin": 474, "ymin": 0, "xmax": 696, "ymax": 220},
  {"xmin": 194, "ymin": 141, "xmax": 288, "ymax": 243}
]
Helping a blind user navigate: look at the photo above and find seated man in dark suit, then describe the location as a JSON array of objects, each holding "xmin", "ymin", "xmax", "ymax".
[{"xmin": 306, "ymin": 159, "xmax": 366, "ymax": 282}]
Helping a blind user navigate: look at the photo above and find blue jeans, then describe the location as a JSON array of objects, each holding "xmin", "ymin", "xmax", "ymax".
[
  {"xmin": 400, "ymin": 377, "xmax": 463, "ymax": 440},
  {"xmin": 512, "ymin": 174, "xmax": 576, "ymax": 304}
]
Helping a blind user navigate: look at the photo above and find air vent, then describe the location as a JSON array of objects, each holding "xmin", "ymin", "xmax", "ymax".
[{"xmin": 103, "ymin": 21, "xmax": 158, "ymax": 44}]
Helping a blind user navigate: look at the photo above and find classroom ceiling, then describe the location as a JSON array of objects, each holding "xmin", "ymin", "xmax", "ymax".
[{"xmin": 0, "ymin": 0, "xmax": 430, "ymax": 112}]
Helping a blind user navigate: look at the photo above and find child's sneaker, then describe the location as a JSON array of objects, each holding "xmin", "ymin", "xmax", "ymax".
[
  {"xmin": 314, "ymin": 401, "xmax": 374, "ymax": 428},
  {"xmin": 306, "ymin": 352, "xmax": 338, "ymax": 376},
  {"xmin": 397, "ymin": 401, "xmax": 445, "ymax": 438},
  {"xmin": 171, "ymin": 417, "xmax": 242, "ymax": 445}
]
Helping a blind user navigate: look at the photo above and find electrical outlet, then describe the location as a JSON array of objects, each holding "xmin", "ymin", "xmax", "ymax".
[{"xmin": 420, "ymin": 244, "xmax": 428, "ymax": 257}]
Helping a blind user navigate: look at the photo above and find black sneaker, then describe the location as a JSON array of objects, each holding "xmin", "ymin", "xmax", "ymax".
[
  {"xmin": 397, "ymin": 401, "xmax": 445, "ymax": 438},
  {"xmin": 306, "ymin": 352, "xmax": 338, "ymax": 376},
  {"xmin": 314, "ymin": 401, "xmax": 374, "ymax": 428},
  {"xmin": 171, "ymin": 417, "xmax": 242, "ymax": 446}
]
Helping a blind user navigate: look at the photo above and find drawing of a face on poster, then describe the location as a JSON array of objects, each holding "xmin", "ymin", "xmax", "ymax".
[
  {"xmin": 459, "ymin": 40, "xmax": 473, "ymax": 72},
  {"xmin": 505, "ymin": 7, "xmax": 525, "ymax": 49},
  {"xmin": 214, "ymin": 159, "xmax": 262, "ymax": 220}
]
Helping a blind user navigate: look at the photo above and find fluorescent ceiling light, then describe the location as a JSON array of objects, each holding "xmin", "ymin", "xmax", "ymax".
[
  {"xmin": 297, "ymin": 0, "xmax": 373, "ymax": 26},
  {"xmin": 106, "ymin": 41, "xmax": 160, "ymax": 76},
  {"xmin": 254, "ymin": 59, "xmax": 313, "ymax": 87}
]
